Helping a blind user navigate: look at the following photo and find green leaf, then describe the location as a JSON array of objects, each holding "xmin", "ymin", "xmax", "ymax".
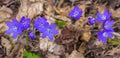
[
  {"xmin": 108, "ymin": 38, "xmax": 120, "ymax": 45},
  {"xmin": 23, "ymin": 50, "xmax": 40, "ymax": 58},
  {"xmin": 55, "ymin": 20, "xmax": 66, "ymax": 28}
]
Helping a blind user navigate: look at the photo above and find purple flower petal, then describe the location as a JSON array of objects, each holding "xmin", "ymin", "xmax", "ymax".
[{"xmin": 68, "ymin": 6, "xmax": 82, "ymax": 20}]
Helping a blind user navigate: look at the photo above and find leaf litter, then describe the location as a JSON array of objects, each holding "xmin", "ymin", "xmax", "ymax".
[{"xmin": 0, "ymin": 0, "xmax": 120, "ymax": 58}]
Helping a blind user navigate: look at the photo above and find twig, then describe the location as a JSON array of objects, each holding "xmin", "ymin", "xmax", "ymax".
[
  {"xmin": 113, "ymin": 32, "xmax": 120, "ymax": 37},
  {"xmin": 6, "ymin": 0, "xmax": 18, "ymax": 7},
  {"xmin": 71, "ymin": 0, "xmax": 75, "ymax": 6}
]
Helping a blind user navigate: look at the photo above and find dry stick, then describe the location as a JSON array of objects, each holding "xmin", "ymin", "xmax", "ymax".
[
  {"xmin": 113, "ymin": 32, "xmax": 120, "ymax": 37},
  {"xmin": 6, "ymin": 0, "xmax": 18, "ymax": 7},
  {"xmin": 71, "ymin": 0, "xmax": 75, "ymax": 6}
]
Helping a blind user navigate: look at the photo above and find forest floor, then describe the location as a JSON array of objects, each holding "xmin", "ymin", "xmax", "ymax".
[{"xmin": 0, "ymin": 0, "xmax": 120, "ymax": 58}]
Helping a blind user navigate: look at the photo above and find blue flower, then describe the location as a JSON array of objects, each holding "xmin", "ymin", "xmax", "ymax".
[
  {"xmin": 28, "ymin": 32, "xmax": 35, "ymax": 39},
  {"xmin": 6, "ymin": 18, "xmax": 22, "ymax": 38},
  {"xmin": 96, "ymin": 9, "xmax": 112, "ymax": 23},
  {"xmin": 42, "ymin": 24, "xmax": 58, "ymax": 41},
  {"xmin": 20, "ymin": 16, "xmax": 30, "ymax": 30},
  {"xmin": 68, "ymin": 6, "xmax": 82, "ymax": 20},
  {"xmin": 103, "ymin": 20, "xmax": 114, "ymax": 31},
  {"xmin": 34, "ymin": 17, "xmax": 49, "ymax": 32},
  {"xmin": 97, "ymin": 29, "xmax": 114, "ymax": 43},
  {"xmin": 88, "ymin": 17, "xmax": 95, "ymax": 25}
]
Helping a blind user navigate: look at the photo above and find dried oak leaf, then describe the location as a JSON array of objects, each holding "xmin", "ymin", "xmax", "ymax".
[
  {"xmin": 15, "ymin": 46, "xmax": 24, "ymax": 58},
  {"xmin": 52, "ymin": 45, "xmax": 65, "ymax": 56},
  {"xmin": 0, "ymin": 22, "xmax": 8, "ymax": 33},
  {"xmin": 81, "ymin": 31, "xmax": 91, "ymax": 42},
  {"xmin": 46, "ymin": 53, "xmax": 60, "ymax": 58},
  {"xmin": 39, "ymin": 38, "xmax": 54, "ymax": 52},
  {"xmin": 78, "ymin": 42, "xmax": 85, "ymax": 54},
  {"xmin": 110, "ymin": 8, "xmax": 120, "ymax": 19},
  {"xmin": 44, "ymin": 0, "xmax": 55, "ymax": 16},
  {"xmin": 54, "ymin": 15, "xmax": 71, "ymax": 23},
  {"xmin": 55, "ymin": 25, "xmax": 81, "ymax": 45},
  {"xmin": 1, "ymin": 37, "xmax": 12, "ymax": 56},
  {"xmin": 67, "ymin": 50, "xmax": 84, "ymax": 58},
  {"xmin": 0, "ymin": 6, "xmax": 13, "ymax": 22},
  {"xmin": 16, "ymin": 0, "xmax": 43, "ymax": 20},
  {"xmin": 55, "ymin": 6, "xmax": 71, "ymax": 16},
  {"xmin": 105, "ymin": 46, "xmax": 120, "ymax": 56}
]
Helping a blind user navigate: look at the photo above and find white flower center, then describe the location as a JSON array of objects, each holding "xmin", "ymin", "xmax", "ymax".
[
  {"xmin": 47, "ymin": 29, "xmax": 50, "ymax": 32},
  {"xmin": 13, "ymin": 26, "xmax": 17, "ymax": 30},
  {"xmin": 103, "ymin": 32, "xmax": 108, "ymax": 37},
  {"xmin": 102, "ymin": 15, "xmax": 106, "ymax": 20},
  {"xmin": 73, "ymin": 11, "xmax": 79, "ymax": 17}
]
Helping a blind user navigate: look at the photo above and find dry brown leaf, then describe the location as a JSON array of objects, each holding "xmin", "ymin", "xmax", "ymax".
[
  {"xmin": 39, "ymin": 37, "xmax": 54, "ymax": 52},
  {"xmin": 1, "ymin": 37, "xmax": 12, "ymax": 55},
  {"xmin": 78, "ymin": 42, "xmax": 85, "ymax": 54},
  {"xmin": 27, "ymin": 2, "xmax": 43, "ymax": 19},
  {"xmin": 81, "ymin": 31, "xmax": 91, "ymax": 42},
  {"xmin": 110, "ymin": 8, "xmax": 120, "ymax": 18},
  {"xmin": 54, "ymin": 15, "xmax": 71, "ymax": 24},
  {"xmin": 0, "ymin": 22, "xmax": 8, "ymax": 33},
  {"xmin": 55, "ymin": 6, "xmax": 71, "ymax": 16},
  {"xmin": 68, "ymin": 50, "xmax": 84, "ymax": 58},
  {"xmin": 105, "ymin": 47, "xmax": 120, "ymax": 56},
  {"xmin": 16, "ymin": 0, "xmax": 43, "ymax": 20},
  {"xmin": 0, "ymin": 6, "xmax": 13, "ymax": 22},
  {"xmin": 16, "ymin": 0, "xmax": 28, "ymax": 21},
  {"xmin": 74, "ymin": 17, "xmax": 86, "ymax": 29},
  {"xmin": 15, "ymin": 46, "xmax": 24, "ymax": 58},
  {"xmin": 46, "ymin": 53, "xmax": 60, "ymax": 58},
  {"xmin": 78, "ymin": 5, "xmax": 88, "ymax": 17},
  {"xmin": 93, "ymin": 39, "xmax": 104, "ymax": 47},
  {"xmin": 45, "ymin": 16, "xmax": 56, "ymax": 24},
  {"xmin": 52, "ymin": 45, "xmax": 65, "ymax": 55}
]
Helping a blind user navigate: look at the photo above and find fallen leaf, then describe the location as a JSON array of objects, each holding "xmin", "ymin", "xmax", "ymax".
[
  {"xmin": 39, "ymin": 37, "xmax": 54, "ymax": 52},
  {"xmin": 0, "ymin": 22, "xmax": 8, "ymax": 33},
  {"xmin": 46, "ymin": 53, "xmax": 60, "ymax": 58},
  {"xmin": 78, "ymin": 42, "xmax": 85, "ymax": 54},
  {"xmin": 110, "ymin": 8, "xmax": 120, "ymax": 18},
  {"xmin": 1, "ymin": 37, "xmax": 12, "ymax": 55},
  {"xmin": 105, "ymin": 46, "xmax": 120, "ymax": 56},
  {"xmin": 68, "ymin": 50, "xmax": 84, "ymax": 58},
  {"xmin": 16, "ymin": 0, "xmax": 43, "ymax": 20},
  {"xmin": 0, "ymin": 6, "xmax": 13, "ymax": 22},
  {"xmin": 81, "ymin": 31, "xmax": 91, "ymax": 42},
  {"xmin": 53, "ymin": 45, "xmax": 65, "ymax": 55}
]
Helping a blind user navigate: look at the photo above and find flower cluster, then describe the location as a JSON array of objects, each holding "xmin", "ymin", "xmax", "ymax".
[
  {"xmin": 87, "ymin": 9, "xmax": 114, "ymax": 43},
  {"xmin": 6, "ymin": 16, "xmax": 58, "ymax": 41},
  {"xmin": 34, "ymin": 17, "xmax": 58, "ymax": 41},
  {"xmin": 68, "ymin": 6, "xmax": 114, "ymax": 43},
  {"xmin": 6, "ymin": 16, "xmax": 30, "ymax": 38}
]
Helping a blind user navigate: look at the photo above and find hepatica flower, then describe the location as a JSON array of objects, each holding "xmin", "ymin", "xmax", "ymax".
[
  {"xmin": 34, "ymin": 17, "xmax": 49, "ymax": 32},
  {"xmin": 42, "ymin": 24, "xmax": 58, "ymax": 41},
  {"xmin": 20, "ymin": 16, "xmax": 30, "ymax": 30},
  {"xmin": 6, "ymin": 19, "xmax": 22, "ymax": 38},
  {"xmin": 28, "ymin": 32, "xmax": 35, "ymax": 39},
  {"xmin": 88, "ymin": 17, "xmax": 95, "ymax": 25},
  {"xmin": 97, "ymin": 30, "xmax": 114, "ymax": 43},
  {"xmin": 69, "ymin": 6, "xmax": 82, "ymax": 20},
  {"xmin": 103, "ymin": 20, "xmax": 114, "ymax": 31},
  {"xmin": 96, "ymin": 9, "xmax": 112, "ymax": 23}
]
